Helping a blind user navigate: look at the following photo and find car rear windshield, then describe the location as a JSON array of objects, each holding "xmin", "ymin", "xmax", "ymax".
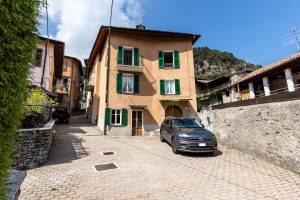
[{"xmin": 173, "ymin": 118, "xmax": 203, "ymax": 128}]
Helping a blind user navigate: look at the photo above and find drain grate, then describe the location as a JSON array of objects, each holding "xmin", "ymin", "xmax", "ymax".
[
  {"xmin": 93, "ymin": 163, "xmax": 119, "ymax": 172},
  {"xmin": 101, "ymin": 151, "xmax": 116, "ymax": 155}
]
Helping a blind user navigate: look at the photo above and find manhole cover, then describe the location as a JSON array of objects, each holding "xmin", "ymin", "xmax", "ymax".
[
  {"xmin": 101, "ymin": 151, "xmax": 116, "ymax": 155},
  {"xmin": 93, "ymin": 163, "xmax": 119, "ymax": 172}
]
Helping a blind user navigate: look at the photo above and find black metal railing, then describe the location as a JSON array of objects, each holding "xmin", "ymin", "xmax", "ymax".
[
  {"xmin": 123, "ymin": 54, "xmax": 133, "ymax": 66},
  {"xmin": 22, "ymin": 104, "xmax": 52, "ymax": 128}
]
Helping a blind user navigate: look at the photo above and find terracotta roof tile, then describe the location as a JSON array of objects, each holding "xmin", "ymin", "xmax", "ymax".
[{"xmin": 236, "ymin": 51, "xmax": 300, "ymax": 84}]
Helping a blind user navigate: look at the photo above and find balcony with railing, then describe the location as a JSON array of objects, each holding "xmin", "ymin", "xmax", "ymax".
[{"xmin": 116, "ymin": 54, "xmax": 144, "ymax": 73}]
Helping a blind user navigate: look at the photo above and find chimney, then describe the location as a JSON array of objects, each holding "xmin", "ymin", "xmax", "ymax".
[{"xmin": 136, "ymin": 24, "xmax": 146, "ymax": 30}]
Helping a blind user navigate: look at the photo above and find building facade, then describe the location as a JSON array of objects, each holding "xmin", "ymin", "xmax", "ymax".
[
  {"xmin": 195, "ymin": 69, "xmax": 252, "ymax": 130},
  {"xmin": 86, "ymin": 25, "xmax": 200, "ymax": 136},
  {"xmin": 55, "ymin": 56, "xmax": 82, "ymax": 113},
  {"xmin": 235, "ymin": 52, "xmax": 300, "ymax": 99},
  {"xmin": 30, "ymin": 36, "xmax": 64, "ymax": 92}
]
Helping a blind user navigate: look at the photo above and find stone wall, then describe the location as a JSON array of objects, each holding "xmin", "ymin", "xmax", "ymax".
[
  {"xmin": 213, "ymin": 99, "xmax": 300, "ymax": 173},
  {"xmin": 12, "ymin": 120, "xmax": 55, "ymax": 170}
]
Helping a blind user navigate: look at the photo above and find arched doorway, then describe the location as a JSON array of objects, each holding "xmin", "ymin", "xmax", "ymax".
[{"xmin": 165, "ymin": 105, "xmax": 183, "ymax": 117}]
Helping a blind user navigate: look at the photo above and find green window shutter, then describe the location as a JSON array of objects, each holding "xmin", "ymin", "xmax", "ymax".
[
  {"xmin": 116, "ymin": 73, "xmax": 122, "ymax": 93},
  {"xmin": 134, "ymin": 48, "xmax": 139, "ymax": 66},
  {"xmin": 121, "ymin": 108, "xmax": 128, "ymax": 126},
  {"xmin": 158, "ymin": 51, "xmax": 164, "ymax": 69},
  {"xmin": 105, "ymin": 108, "xmax": 111, "ymax": 125},
  {"xmin": 134, "ymin": 75, "xmax": 139, "ymax": 93},
  {"xmin": 174, "ymin": 51, "xmax": 180, "ymax": 68},
  {"xmin": 160, "ymin": 80, "xmax": 165, "ymax": 95},
  {"xmin": 117, "ymin": 46, "xmax": 123, "ymax": 65},
  {"xmin": 175, "ymin": 79, "xmax": 181, "ymax": 94},
  {"xmin": 217, "ymin": 94, "xmax": 223, "ymax": 105}
]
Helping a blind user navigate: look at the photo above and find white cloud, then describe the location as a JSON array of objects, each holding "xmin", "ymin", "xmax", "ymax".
[{"xmin": 40, "ymin": 0, "xmax": 144, "ymax": 62}]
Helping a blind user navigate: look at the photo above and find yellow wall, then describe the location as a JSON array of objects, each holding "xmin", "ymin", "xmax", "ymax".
[{"xmin": 91, "ymin": 32, "xmax": 198, "ymax": 135}]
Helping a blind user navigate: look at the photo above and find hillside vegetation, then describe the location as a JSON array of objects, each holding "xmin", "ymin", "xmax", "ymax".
[{"xmin": 193, "ymin": 47, "xmax": 260, "ymax": 80}]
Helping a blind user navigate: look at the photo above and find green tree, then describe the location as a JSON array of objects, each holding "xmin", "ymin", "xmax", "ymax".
[
  {"xmin": 193, "ymin": 47, "xmax": 261, "ymax": 80},
  {"xmin": 0, "ymin": 0, "xmax": 41, "ymax": 198}
]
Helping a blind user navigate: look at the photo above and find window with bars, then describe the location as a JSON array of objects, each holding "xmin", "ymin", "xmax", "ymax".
[{"xmin": 35, "ymin": 48, "xmax": 43, "ymax": 67}]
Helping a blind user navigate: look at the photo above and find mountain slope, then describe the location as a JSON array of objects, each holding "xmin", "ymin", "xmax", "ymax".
[{"xmin": 193, "ymin": 47, "xmax": 260, "ymax": 80}]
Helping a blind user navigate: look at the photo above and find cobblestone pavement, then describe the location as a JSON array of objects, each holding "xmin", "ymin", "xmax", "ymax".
[{"xmin": 20, "ymin": 116, "xmax": 300, "ymax": 200}]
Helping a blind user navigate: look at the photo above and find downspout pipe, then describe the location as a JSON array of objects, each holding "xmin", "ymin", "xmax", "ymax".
[{"xmin": 104, "ymin": 0, "xmax": 114, "ymax": 135}]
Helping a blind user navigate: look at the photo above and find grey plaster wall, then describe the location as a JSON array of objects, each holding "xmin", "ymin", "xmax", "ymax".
[
  {"xmin": 213, "ymin": 99, "xmax": 300, "ymax": 172},
  {"xmin": 12, "ymin": 120, "xmax": 55, "ymax": 170}
]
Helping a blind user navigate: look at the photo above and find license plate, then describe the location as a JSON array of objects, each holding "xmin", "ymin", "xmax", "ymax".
[{"xmin": 198, "ymin": 143, "xmax": 206, "ymax": 147}]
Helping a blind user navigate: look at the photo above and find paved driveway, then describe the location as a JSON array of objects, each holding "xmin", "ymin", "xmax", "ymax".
[{"xmin": 20, "ymin": 117, "xmax": 300, "ymax": 200}]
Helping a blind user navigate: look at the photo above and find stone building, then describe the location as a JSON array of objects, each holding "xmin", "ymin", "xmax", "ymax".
[
  {"xmin": 195, "ymin": 69, "xmax": 252, "ymax": 129},
  {"xmin": 85, "ymin": 25, "xmax": 200, "ymax": 136}
]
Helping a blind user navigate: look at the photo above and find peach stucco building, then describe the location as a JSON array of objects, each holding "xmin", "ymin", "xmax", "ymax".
[
  {"xmin": 86, "ymin": 25, "xmax": 200, "ymax": 136},
  {"xmin": 55, "ymin": 56, "xmax": 82, "ymax": 113}
]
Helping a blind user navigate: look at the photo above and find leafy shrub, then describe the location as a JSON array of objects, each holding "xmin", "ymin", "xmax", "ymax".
[
  {"xmin": 0, "ymin": 0, "xmax": 41, "ymax": 198},
  {"xmin": 22, "ymin": 87, "xmax": 56, "ymax": 128}
]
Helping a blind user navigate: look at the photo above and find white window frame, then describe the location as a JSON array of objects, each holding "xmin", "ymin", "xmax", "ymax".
[
  {"xmin": 165, "ymin": 80, "xmax": 175, "ymax": 94},
  {"xmin": 111, "ymin": 109, "xmax": 122, "ymax": 126},
  {"xmin": 122, "ymin": 74, "xmax": 134, "ymax": 94},
  {"xmin": 123, "ymin": 46, "xmax": 134, "ymax": 66},
  {"xmin": 163, "ymin": 50, "xmax": 174, "ymax": 68}
]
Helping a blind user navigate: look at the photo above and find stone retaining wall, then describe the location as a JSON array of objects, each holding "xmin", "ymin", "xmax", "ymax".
[
  {"xmin": 213, "ymin": 99, "xmax": 300, "ymax": 173},
  {"xmin": 12, "ymin": 120, "xmax": 55, "ymax": 170}
]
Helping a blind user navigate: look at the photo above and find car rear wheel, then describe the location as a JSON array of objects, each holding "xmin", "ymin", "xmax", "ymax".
[{"xmin": 172, "ymin": 137, "xmax": 179, "ymax": 154}]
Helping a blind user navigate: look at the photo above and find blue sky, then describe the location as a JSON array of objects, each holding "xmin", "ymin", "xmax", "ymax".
[
  {"xmin": 41, "ymin": 0, "xmax": 300, "ymax": 66},
  {"xmin": 141, "ymin": 0, "xmax": 300, "ymax": 65}
]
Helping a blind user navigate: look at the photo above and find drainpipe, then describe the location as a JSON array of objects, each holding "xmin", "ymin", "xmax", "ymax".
[
  {"xmin": 104, "ymin": 0, "xmax": 114, "ymax": 135},
  {"xmin": 41, "ymin": 0, "xmax": 49, "ymax": 88},
  {"xmin": 69, "ymin": 58, "xmax": 74, "ymax": 114}
]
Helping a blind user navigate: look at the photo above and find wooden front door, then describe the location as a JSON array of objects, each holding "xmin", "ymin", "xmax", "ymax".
[
  {"xmin": 132, "ymin": 111, "xmax": 142, "ymax": 136},
  {"xmin": 165, "ymin": 106, "xmax": 183, "ymax": 117}
]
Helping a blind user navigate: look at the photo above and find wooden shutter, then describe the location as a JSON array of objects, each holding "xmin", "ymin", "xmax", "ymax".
[
  {"xmin": 174, "ymin": 51, "xmax": 180, "ymax": 68},
  {"xmin": 105, "ymin": 108, "xmax": 111, "ymax": 125},
  {"xmin": 116, "ymin": 73, "xmax": 122, "ymax": 93},
  {"xmin": 121, "ymin": 108, "xmax": 128, "ymax": 126},
  {"xmin": 158, "ymin": 51, "xmax": 164, "ymax": 69},
  {"xmin": 117, "ymin": 46, "xmax": 123, "ymax": 65},
  {"xmin": 134, "ymin": 75, "xmax": 139, "ymax": 93},
  {"xmin": 175, "ymin": 79, "xmax": 181, "ymax": 94},
  {"xmin": 134, "ymin": 48, "xmax": 139, "ymax": 66},
  {"xmin": 160, "ymin": 80, "xmax": 165, "ymax": 95}
]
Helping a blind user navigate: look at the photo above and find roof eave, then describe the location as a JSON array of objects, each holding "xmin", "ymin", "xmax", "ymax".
[{"xmin": 87, "ymin": 26, "xmax": 201, "ymax": 67}]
